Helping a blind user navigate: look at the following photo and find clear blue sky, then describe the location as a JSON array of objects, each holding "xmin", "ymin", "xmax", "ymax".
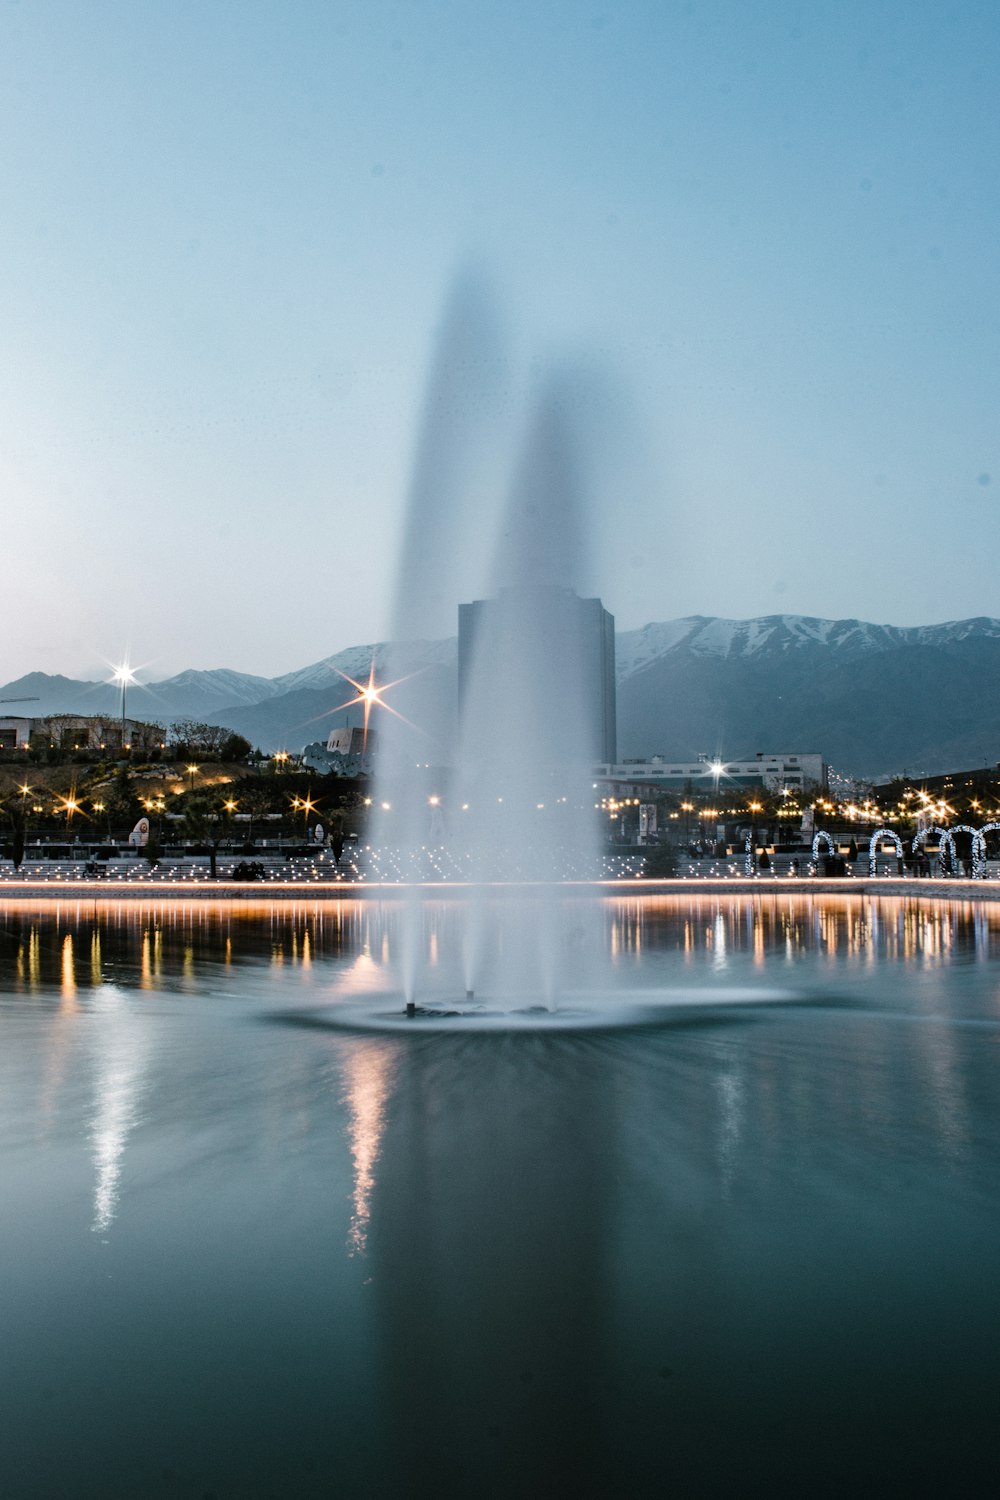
[{"xmin": 1, "ymin": 0, "xmax": 997, "ymax": 681}]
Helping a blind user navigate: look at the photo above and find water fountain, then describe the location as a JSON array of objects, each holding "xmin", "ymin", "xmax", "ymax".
[
  {"xmin": 11, "ymin": 283, "xmax": 1000, "ymax": 1498},
  {"xmin": 374, "ymin": 277, "xmax": 604, "ymax": 1017}
]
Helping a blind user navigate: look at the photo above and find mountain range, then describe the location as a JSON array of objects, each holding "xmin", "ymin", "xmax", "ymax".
[{"xmin": 3, "ymin": 614, "xmax": 1000, "ymax": 779}]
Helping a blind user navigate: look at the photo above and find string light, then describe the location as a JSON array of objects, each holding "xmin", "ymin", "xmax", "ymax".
[{"xmin": 867, "ymin": 828, "xmax": 903, "ymax": 875}]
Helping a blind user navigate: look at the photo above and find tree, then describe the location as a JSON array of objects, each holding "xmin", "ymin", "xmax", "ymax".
[
  {"xmin": 642, "ymin": 843, "xmax": 678, "ymax": 878},
  {"xmin": 236, "ymin": 787, "xmax": 275, "ymax": 848},
  {"xmin": 3, "ymin": 798, "xmax": 27, "ymax": 870},
  {"xmin": 180, "ymin": 792, "xmax": 235, "ymax": 878},
  {"xmin": 169, "ymin": 721, "xmax": 230, "ymax": 755},
  {"xmin": 220, "ymin": 732, "xmax": 252, "ymax": 762},
  {"xmin": 102, "ymin": 766, "xmax": 143, "ymax": 839}
]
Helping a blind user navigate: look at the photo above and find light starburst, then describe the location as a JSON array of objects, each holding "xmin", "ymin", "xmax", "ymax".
[{"xmin": 320, "ymin": 656, "xmax": 421, "ymax": 748}]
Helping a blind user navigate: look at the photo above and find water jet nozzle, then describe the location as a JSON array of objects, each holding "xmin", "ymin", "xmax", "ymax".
[{"xmin": 405, "ymin": 1001, "xmax": 416, "ymax": 1018}]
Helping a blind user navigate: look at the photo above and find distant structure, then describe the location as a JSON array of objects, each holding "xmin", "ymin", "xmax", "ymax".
[
  {"xmin": 327, "ymin": 726, "xmax": 378, "ymax": 757},
  {"xmin": 0, "ymin": 714, "xmax": 164, "ymax": 753},
  {"xmin": 458, "ymin": 587, "xmax": 616, "ymax": 763},
  {"xmin": 301, "ymin": 724, "xmax": 377, "ymax": 776},
  {"xmin": 872, "ymin": 760, "xmax": 1000, "ymax": 804},
  {"xmin": 595, "ymin": 751, "xmax": 827, "ymax": 797}
]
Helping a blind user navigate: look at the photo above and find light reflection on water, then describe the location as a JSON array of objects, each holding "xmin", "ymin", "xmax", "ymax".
[
  {"xmin": 2, "ymin": 893, "xmax": 1000, "ymax": 1497},
  {"xmin": 2, "ymin": 892, "xmax": 1000, "ymax": 998},
  {"xmin": 339, "ymin": 1040, "xmax": 398, "ymax": 1256},
  {"xmin": 88, "ymin": 987, "xmax": 149, "ymax": 1236}
]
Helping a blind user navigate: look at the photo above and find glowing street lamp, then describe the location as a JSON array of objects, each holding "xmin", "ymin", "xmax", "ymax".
[
  {"xmin": 110, "ymin": 662, "xmax": 138, "ymax": 749},
  {"xmin": 296, "ymin": 794, "xmax": 317, "ymax": 838},
  {"xmin": 326, "ymin": 655, "xmax": 419, "ymax": 750},
  {"xmin": 749, "ymin": 800, "xmax": 762, "ymax": 860},
  {"xmin": 61, "ymin": 795, "xmax": 80, "ymax": 837}
]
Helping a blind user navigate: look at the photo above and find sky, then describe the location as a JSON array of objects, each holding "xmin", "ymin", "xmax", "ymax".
[{"xmin": 1, "ymin": 0, "xmax": 998, "ymax": 684}]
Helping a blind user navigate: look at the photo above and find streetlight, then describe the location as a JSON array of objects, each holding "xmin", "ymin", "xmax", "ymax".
[
  {"xmin": 187, "ymin": 763, "xmax": 199, "ymax": 791},
  {"xmin": 62, "ymin": 795, "xmax": 80, "ymax": 840},
  {"xmin": 111, "ymin": 662, "xmax": 138, "ymax": 750},
  {"xmin": 93, "ymin": 800, "xmax": 109, "ymax": 839},
  {"xmin": 749, "ymin": 801, "xmax": 762, "ymax": 865}
]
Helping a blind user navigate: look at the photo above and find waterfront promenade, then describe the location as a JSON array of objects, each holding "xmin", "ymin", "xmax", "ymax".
[{"xmin": 0, "ymin": 864, "xmax": 998, "ymax": 903}]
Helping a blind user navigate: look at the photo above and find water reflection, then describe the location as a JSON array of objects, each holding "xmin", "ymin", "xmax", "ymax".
[
  {"xmin": 89, "ymin": 989, "xmax": 150, "ymax": 1236},
  {"xmin": 2, "ymin": 893, "xmax": 1000, "ymax": 998},
  {"xmin": 60, "ymin": 933, "xmax": 77, "ymax": 1009},
  {"xmin": 339, "ymin": 1040, "xmax": 398, "ymax": 1255},
  {"xmin": 3, "ymin": 893, "xmax": 1000, "ymax": 1494},
  {"xmin": 603, "ymin": 892, "xmax": 1000, "ymax": 976},
  {"xmin": 367, "ymin": 1033, "xmax": 614, "ymax": 1493}
]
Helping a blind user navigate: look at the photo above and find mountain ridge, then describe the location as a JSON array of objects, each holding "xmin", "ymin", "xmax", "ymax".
[{"xmin": 4, "ymin": 613, "xmax": 1000, "ymax": 777}]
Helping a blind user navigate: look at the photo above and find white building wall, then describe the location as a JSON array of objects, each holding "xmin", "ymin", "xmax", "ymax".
[{"xmin": 594, "ymin": 752, "xmax": 826, "ymax": 794}]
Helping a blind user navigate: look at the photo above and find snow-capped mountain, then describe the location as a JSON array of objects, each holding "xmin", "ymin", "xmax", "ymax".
[
  {"xmin": 271, "ymin": 638, "xmax": 456, "ymax": 696},
  {"xmin": 5, "ymin": 615, "xmax": 1000, "ymax": 776},
  {"xmin": 0, "ymin": 667, "xmax": 281, "ymax": 721},
  {"xmin": 614, "ymin": 614, "xmax": 1000, "ymax": 777},
  {"xmin": 615, "ymin": 614, "xmax": 1000, "ymax": 675}
]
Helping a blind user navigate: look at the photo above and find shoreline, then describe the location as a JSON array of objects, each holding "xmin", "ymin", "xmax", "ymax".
[{"xmin": 0, "ymin": 876, "xmax": 998, "ymax": 903}]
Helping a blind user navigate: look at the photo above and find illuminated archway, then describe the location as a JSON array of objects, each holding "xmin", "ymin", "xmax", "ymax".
[
  {"xmin": 912, "ymin": 824, "xmax": 950, "ymax": 873},
  {"xmin": 946, "ymin": 823, "xmax": 980, "ymax": 878},
  {"xmin": 868, "ymin": 828, "xmax": 903, "ymax": 876},
  {"xmin": 973, "ymin": 822, "xmax": 1000, "ymax": 879},
  {"xmin": 811, "ymin": 830, "xmax": 836, "ymax": 868}
]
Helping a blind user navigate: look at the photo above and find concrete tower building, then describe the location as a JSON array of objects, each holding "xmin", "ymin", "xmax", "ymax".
[{"xmin": 458, "ymin": 587, "xmax": 616, "ymax": 765}]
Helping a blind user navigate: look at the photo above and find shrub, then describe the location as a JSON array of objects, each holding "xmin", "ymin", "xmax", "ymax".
[{"xmin": 642, "ymin": 844, "xmax": 678, "ymax": 878}]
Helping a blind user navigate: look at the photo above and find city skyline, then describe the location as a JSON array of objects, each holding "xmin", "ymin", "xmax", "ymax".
[{"xmin": 2, "ymin": 0, "xmax": 997, "ymax": 683}]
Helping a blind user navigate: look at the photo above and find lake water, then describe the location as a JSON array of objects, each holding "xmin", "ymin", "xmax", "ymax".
[{"xmin": 2, "ymin": 893, "xmax": 1000, "ymax": 1498}]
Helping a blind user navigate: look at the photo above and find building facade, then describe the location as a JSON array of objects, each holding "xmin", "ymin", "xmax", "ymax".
[
  {"xmin": 0, "ymin": 715, "xmax": 164, "ymax": 753},
  {"xmin": 458, "ymin": 587, "xmax": 617, "ymax": 764},
  {"xmin": 326, "ymin": 726, "xmax": 377, "ymax": 757},
  {"xmin": 595, "ymin": 751, "xmax": 827, "ymax": 798}
]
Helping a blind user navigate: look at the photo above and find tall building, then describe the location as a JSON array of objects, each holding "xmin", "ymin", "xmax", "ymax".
[{"xmin": 458, "ymin": 586, "xmax": 617, "ymax": 764}]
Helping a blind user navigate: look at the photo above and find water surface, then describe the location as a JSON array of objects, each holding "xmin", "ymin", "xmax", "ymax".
[{"xmin": 2, "ymin": 893, "xmax": 1000, "ymax": 1497}]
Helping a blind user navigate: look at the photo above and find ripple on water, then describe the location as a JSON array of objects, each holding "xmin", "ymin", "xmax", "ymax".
[{"xmin": 267, "ymin": 985, "xmax": 802, "ymax": 1034}]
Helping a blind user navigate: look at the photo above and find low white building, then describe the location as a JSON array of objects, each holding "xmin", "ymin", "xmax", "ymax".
[
  {"xmin": 594, "ymin": 751, "xmax": 826, "ymax": 797},
  {"xmin": 0, "ymin": 715, "xmax": 164, "ymax": 752}
]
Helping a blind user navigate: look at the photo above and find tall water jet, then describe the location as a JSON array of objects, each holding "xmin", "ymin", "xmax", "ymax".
[
  {"xmin": 375, "ymin": 281, "xmax": 614, "ymax": 1012},
  {"xmin": 374, "ymin": 271, "xmax": 507, "ymax": 1005},
  {"xmin": 454, "ymin": 373, "xmax": 612, "ymax": 1006}
]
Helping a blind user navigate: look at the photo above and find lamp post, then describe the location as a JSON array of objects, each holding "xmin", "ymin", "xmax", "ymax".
[
  {"xmin": 62, "ymin": 796, "xmax": 79, "ymax": 841},
  {"xmin": 111, "ymin": 663, "xmax": 137, "ymax": 752}
]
